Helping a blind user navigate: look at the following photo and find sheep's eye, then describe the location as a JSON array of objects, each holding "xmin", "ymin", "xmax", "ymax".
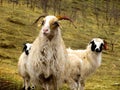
[
  {"xmin": 53, "ymin": 21, "xmax": 59, "ymax": 26},
  {"xmin": 41, "ymin": 21, "xmax": 45, "ymax": 25}
]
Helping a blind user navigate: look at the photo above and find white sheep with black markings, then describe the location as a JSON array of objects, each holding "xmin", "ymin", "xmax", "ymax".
[
  {"xmin": 66, "ymin": 38, "xmax": 107, "ymax": 90},
  {"xmin": 18, "ymin": 43, "xmax": 32, "ymax": 90},
  {"xmin": 24, "ymin": 15, "xmax": 76, "ymax": 90}
]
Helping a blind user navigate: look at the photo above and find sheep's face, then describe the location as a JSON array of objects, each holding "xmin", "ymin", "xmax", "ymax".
[
  {"xmin": 23, "ymin": 43, "xmax": 32, "ymax": 55},
  {"xmin": 90, "ymin": 38, "xmax": 104, "ymax": 53},
  {"xmin": 41, "ymin": 16, "xmax": 59, "ymax": 39}
]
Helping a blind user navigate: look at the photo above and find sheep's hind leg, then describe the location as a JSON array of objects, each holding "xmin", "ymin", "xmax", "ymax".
[
  {"xmin": 31, "ymin": 82, "xmax": 35, "ymax": 90},
  {"xmin": 24, "ymin": 77, "xmax": 31, "ymax": 90},
  {"xmin": 22, "ymin": 86, "xmax": 25, "ymax": 90}
]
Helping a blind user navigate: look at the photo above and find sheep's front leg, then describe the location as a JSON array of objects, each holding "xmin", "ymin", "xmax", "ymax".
[
  {"xmin": 45, "ymin": 83, "xmax": 49, "ymax": 90},
  {"xmin": 76, "ymin": 82, "xmax": 81, "ymax": 90},
  {"xmin": 52, "ymin": 76, "xmax": 59, "ymax": 90},
  {"xmin": 53, "ymin": 79, "xmax": 57, "ymax": 90},
  {"xmin": 80, "ymin": 79, "xmax": 85, "ymax": 90}
]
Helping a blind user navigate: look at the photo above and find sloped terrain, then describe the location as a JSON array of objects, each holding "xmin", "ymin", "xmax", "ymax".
[{"xmin": 0, "ymin": 2, "xmax": 120, "ymax": 90}]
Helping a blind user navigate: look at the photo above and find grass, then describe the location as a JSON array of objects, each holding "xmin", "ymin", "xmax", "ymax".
[{"xmin": 0, "ymin": 3, "xmax": 120, "ymax": 90}]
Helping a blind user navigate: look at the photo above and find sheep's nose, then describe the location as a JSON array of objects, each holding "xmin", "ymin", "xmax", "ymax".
[
  {"xmin": 43, "ymin": 29, "xmax": 48, "ymax": 33},
  {"xmin": 96, "ymin": 48, "xmax": 101, "ymax": 52},
  {"xmin": 25, "ymin": 50, "xmax": 29, "ymax": 55}
]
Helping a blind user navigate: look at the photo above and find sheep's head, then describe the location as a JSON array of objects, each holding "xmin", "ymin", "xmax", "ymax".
[
  {"xmin": 23, "ymin": 43, "xmax": 32, "ymax": 55},
  {"xmin": 41, "ymin": 16, "xmax": 59, "ymax": 38},
  {"xmin": 33, "ymin": 15, "xmax": 76, "ymax": 40},
  {"xmin": 89, "ymin": 38, "xmax": 107, "ymax": 53}
]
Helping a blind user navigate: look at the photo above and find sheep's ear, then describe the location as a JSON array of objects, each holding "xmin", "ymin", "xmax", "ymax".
[
  {"xmin": 89, "ymin": 40, "xmax": 94, "ymax": 45},
  {"xmin": 23, "ymin": 43, "xmax": 26, "ymax": 47},
  {"xmin": 103, "ymin": 40, "xmax": 108, "ymax": 50},
  {"xmin": 22, "ymin": 43, "xmax": 26, "ymax": 52}
]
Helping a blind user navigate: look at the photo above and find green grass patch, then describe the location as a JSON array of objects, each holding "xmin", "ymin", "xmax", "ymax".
[{"xmin": 0, "ymin": 2, "xmax": 120, "ymax": 90}]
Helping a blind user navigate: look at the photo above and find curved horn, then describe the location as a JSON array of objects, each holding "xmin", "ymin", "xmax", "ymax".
[
  {"xmin": 56, "ymin": 16, "xmax": 77, "ymax": 28},
  {"xmin": 32, "ymin": 15, "xmax": 47, "ymax": 25}
]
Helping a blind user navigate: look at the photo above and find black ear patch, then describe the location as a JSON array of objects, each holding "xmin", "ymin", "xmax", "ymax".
[
  {"xmin": 90, "ymin": 41, "xmax": 96, "ymax": 51},
  {"xmin": 22, "ymin": 44, "xmax": 27, "ymax": 52},
  {"xmin": 22, "ymin": 44, "xmax": 29, "ymax": 55}
]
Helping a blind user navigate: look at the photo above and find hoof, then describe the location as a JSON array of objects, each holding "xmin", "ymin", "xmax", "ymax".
[
  {"xmin": 22, "ymin": 87, "xmax": 25, "ymax": 90},
  {"xmin": 31, "ymin": 86, "xmax": 35, "ymax": 90},
  {"xmin": 28, "ymin": 87, "xmax": 31, "ymax": 90}
]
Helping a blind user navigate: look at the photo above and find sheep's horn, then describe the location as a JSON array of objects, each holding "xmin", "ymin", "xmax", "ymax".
[
  {"xmin": 103, "ymin": 40, "xmax": 108, "ymax": 50},
  {"xmin": 56, "ymin": 16, "xmax": 77, "ymax": 29},
  {"xmin": 32, "ymin": 15, "xmax": 47, "ymax": 25}
]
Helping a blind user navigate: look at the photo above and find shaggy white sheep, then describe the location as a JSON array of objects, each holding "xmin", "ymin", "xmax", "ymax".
[
  {"xmin": 18, "ymin": 43, "xmax": 32, "ymax": 90},
  {"xmin": 22, "ymin": 43, "xmax": 32, "ymax": 55},
  {"xmin": 25, "ymin": 15, "xmax": 74, "ymax": 90},
  {"xmin": 65, "ymin": 51, "xmax": 82, "ymax": 90},
  {"xmin": 66, "ymin": 38, "xmax": 107, "ymax": 90}
]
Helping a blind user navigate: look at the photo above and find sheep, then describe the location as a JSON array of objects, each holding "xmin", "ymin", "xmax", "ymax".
[
  {"xmin": 65, "ymin": 51, "xmax": 82, "ymax": 90},
  {"xmin": 18, "ymin": 43, "xmax": 32, "ymax": 90},
  {"xmin": 66, "ymin": 38, "xmax": 107, "ymax": 90},
  {"xmin": 22, "ymin": 43, "xmax": 32, "ymax": 55},
  {"xmin": 24, "ymin": 15, "xmax": 75, "ymax": 90}
]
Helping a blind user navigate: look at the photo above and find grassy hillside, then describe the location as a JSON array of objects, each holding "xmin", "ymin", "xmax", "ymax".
[{"xmin": 0, "ymin": 2, "xmax": 120, "ymax": 90}]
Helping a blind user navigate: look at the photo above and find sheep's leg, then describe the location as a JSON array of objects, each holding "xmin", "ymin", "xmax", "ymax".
[
  {"xmin": 76, "ymin": 82, "xmax": 80, "ymax": 90},
  {"xmin": 80, "ymin": 79, "xmax": 85, "ymax": 90},
  {"xmin": 46, "ymin": 83, "xmax": 49, "ymax": 90},
  {"xmin": 73, "ymin": 82, "xmax": 80, "ymax": 90},
  {"xmin": 77, "ymin": 78, "xmax": 82, "ymax": 90},
  {"xmin": 73, "ymin": 82, "xmax": 78, "ymax": 90},
  {"xmin": 22, "ymin": 79, "xmax": 26, "ymax": 90},
  {"xmin": 31, "ymin": 81, "xmax": 35, "ymax": 90},
  {"xmin": 31, "ymin": 84, "xmax": 35, "ymax": 90},
  {"xmin": 52, "ymin": 77, "xmax": 58, "ymax": 90},
  {"xmin": 43, "ymin": 83, "xmax": 49, "ymax": 90},
  {"xmin": 24, "ymin": 77, "xmax": 31, "ymax": 90},
  {"xmin": 80, "ymin": 86, "xmax": 84, "ymax": 90},
  {"xmin": 31, "ymin": 86, "xmax": 35, "ymax": 90},
  {"xmin": 53, "ymin": 80, "xmax": 57, "ymax": 90},
  {"xmin": 69, "ymin": 81, "xmax": 77, "ymax": 90},
  {"xmin": 77, "ymin": 82, "xmax": 82, "ymax": 90}
]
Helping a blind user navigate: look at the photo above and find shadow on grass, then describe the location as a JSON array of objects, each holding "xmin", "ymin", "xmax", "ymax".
[{"xmin": 0, "ymin": 78, "xmax": 22, "ymax": 90}]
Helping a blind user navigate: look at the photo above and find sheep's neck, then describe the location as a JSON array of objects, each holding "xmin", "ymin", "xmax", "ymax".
[
  {"xmin": 82, "ymin": 50, "xmax": 102, "ymax": 78},
  {"xmin": 47, "ymin": 35, "xmax": 54, "ymax": 41},
  {"xmin": 38, "ymin": 32, "xmax": 63, "ymax": 78},
  {"xmin": 89, "ymin": 51, "xmax": 102, "ymax": 66}
]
